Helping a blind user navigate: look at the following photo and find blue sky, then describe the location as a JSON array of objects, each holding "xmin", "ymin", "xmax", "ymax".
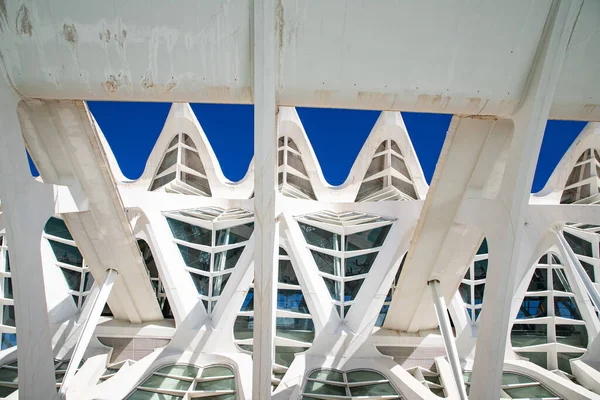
[{"xmin": 44, "ymin": 102, "xmax": 585, "ymax": 193}]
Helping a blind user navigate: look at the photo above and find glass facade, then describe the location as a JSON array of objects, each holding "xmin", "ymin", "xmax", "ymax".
[
  {"xmin": 137, "ymin": 239, "xmax": 173, "ymax": 318},
  {"xmin": 460, "ymin": 238, "xmax": 489, "ymax": 322},
  {"xmin": 234, "ymin": 247, "xmax": 315, "ymax": 390},
  {"xmin": 560, "ymin": 149, "xmax": 600, "ymax": 205},
  {"xmin": 511, "ymin": 252, "xmax": 588, "ymax": 374},
  {"xmin": 150, "ymin": 133, "xmax": 212, "ymax": 196},
  {"xmin": 356, "ymin": 139, "xmax": 418, "ymax": 201},
  {"xmin": 297, "ymin": 211, "xmax": 394, "ymax": 319},
  {"xmin": 44, "ymin": 217, "xmax": 95, "ymax": 310},
  {"xmin": 166, "ymin": 207, "xmax": 254, "ymax": 313}
]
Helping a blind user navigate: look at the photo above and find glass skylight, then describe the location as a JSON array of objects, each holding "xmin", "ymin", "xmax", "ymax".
[
  {"xmin": 297, "ymin": 211, "xmax": 394, "ymax": 318},
  {"xmin": 165, "ymin": 207, "xmax": 254, "ymax": 313},
  {"xmin": 127, "ymin": 364, "xmax": 237, "ymax": 399},
  {"xmin": 463, "ymin": 371, "xmax": 561, "ymax": 399},
  {"xmin": 302, "ymin": 369, "xmax": 403, "ymax": 399}
]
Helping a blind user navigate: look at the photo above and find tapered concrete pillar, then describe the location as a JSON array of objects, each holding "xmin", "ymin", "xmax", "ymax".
[
  {"xmin": 252, "ymin": 0, "xmax": 278, "ymax": 398},
  {"xmin": 469, "ymin": 1, "xmax": 583, "ymax": 398},
  {"xmin": 0, "ymin": 70, "xmax": 58, "ymax": 399}
]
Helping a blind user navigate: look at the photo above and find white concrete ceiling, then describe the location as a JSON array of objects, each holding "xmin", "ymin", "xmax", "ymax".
[{"xmin": 0, "ymin": 0, "xmax": 598, "ymax": 120}]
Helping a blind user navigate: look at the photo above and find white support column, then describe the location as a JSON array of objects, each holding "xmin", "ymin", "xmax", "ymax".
[
  {"xmin": 469, "ymin": 1, "xmax": 582, "ymax": 399},
  {"xmin": 0, "ymin": 70, "xmax": 58, "ymax": 399},
  {"xmin": 555, "ymin": 228, "xmax": 600, "ymax": 312},
  {"xmin": 253, "ymin": 0, "xmax": 278, "ymax": 398},
  {"xmin": 58, "ymin": 269, "xmax": 118, "ymax": 399},
  {"xmin": 429, "ymin": 280, "xmax": 468, "ymax": 400}
]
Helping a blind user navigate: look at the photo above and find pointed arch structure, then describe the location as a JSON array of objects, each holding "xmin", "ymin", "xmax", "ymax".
[{"xmin": 0, "ymin": 2, "xmax": 600, "ymax": 398}]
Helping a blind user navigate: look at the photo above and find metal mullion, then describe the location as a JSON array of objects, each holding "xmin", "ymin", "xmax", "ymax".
[
  {"xmin": 151, "ymin": 372, "xmax": 195, "ymax": 382},
  {"xmin": 305, "ymin": 245, "xmax": 343, "ymax": 259},
  {"xmin": 306, "ymin": 378, "xmax": 346, "ymax": 387},
  {"xmin": 43, "ymin": 233, "xmax": 77, "ymax": 247},
  {"xmin": 343, "ymin": 274, "xmax": 367, "ymax": 282},
  {"xmin": 172, "ymin": 238, "xmax": 212, "ymax": 254},
  {"xmin": 178, "ymin": 163, "xmax": 207, "ymax": 179},
  {"xmin": 186, "ymin": 268, "xmax": 210, "ymax": 279},
  {"xmin": 208, "ymin": 250, "xmax": 215, "ymax": 307},
  {"xmin": 214, "ymin": 241, "xmax": 247, "ymax": 253},
  {"xmin": 153, "ymin": 163, "xmax": 178, "ymax": 180},
  {"xmin": 56, "ymin": 262, "xmax": 84, "ymax": 273},
  {"xmin": 211, "ymin": 269, "xmax": 232, "ymax": 278},
  {"xmin": 343, "ymin": 371, "xmax": 350, "ymax": 397},
  {"xmin": 343, "ymin": 247, "xmax": 382, "ymax": 259},
  {"xmin": 138, "ymin": 386, "xmax": 189, "ymax": 397},
  {"xmin": 163, "ymin": 213, "xmax": 213, "ymax": 231},
  {"xmin": 346, "ymin": 379, "xmax": 389, "ymax": 387},
  {"xmin": 179, "ymin": 142, "xmax": 198, "ymax": 153}
]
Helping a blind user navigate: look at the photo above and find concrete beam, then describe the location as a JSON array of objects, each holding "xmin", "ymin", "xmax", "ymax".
[{"xmin": 18, "ymin": 100, "xmax": 163, "ymax": 323}]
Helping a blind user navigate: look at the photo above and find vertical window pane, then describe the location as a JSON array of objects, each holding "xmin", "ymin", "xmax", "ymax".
[
  {"xmin": 511, "ymin": 324, "xmax": 547, "ymax": 347},
  {"xmin": 166, "ymin": 218, "xmax": 211, "ymax": 246},
  {"xmin": 277, "ymin": 290, "xmax": 309, "ymax": 313},
  {"xmin": 344, "ymin": 279, "xmax": 364, "ymax": 301},
  {"xmin": 48, "ymin": 240, "xmax": 83, "ymax": 267},
  {"xmin": 310, "ymin": 251, "xmax": 341, "ymax": 276},
  {"xmin": 345, "ymin": 225, "xmax": 391, "ymax": 251},
  {"xmin": 215, "ymin": 223, "xmax": 254, "ymax": 245},
  {"xmin": 555, "ymin": 325, "xmax": 588, "ymax": 347},
  {"xmin": 278, "ymin": 259, "xmax": 299, "ymax": 285},
  {"xmin": 44, "ymin": 217, "xmax": 73, "ymax": 240},
  {"xmin": 345, "ymin": 252, "xmax": 378, "ymax": 276},
  {"xmin": 517, "ymin": 297, "xmax": 547, "ymax": 319},
  {"xmin": 2, "ymin": 305, "xmax": 15, "ymax": 327},
  {"xmin": 213, "ymin": 246, "xmax": 244, "ymax": 272},
  {"xmin": 527, "ymin": 269, "xmax": 547, "ymax": 292},
  {"xmin": 554, "ymin": 297, "xmax": 582, "ymax": 320},
  {"xmin": 299, "ymin": 223, "xmax": 341, "ymax": 250},
  {"xmin": 177, "ymin": 245, "xmax": 210, "ymax": 272}
]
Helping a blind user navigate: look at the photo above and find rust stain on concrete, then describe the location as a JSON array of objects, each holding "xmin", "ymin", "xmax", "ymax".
[
  {"xmin": 140, "ymin": 72, "xmax": 177, "ymax": 94},
  {"xmin": 583, "ymin": 104, "xmax": 597, "ymax": 115},
  {"xmin": 16, "ymin": 5, "xmax": 32, "ymax": 36},
  {"xmin": 99, "ymin": 29, "xmax": 111, "ymax": 43},
  {"xmin": 115, "ymin": 30, "xmax": 127, "ymax": 48},
  {"xmin": 417, "ymin": 93, "xmax": 452, "ymax": 111},
  {"xmin": 357, "ymin": 91, "xmax": 391, "ymax": 107},
  {"xmin": 62, "ymin": 23, "xmax": 78, "ymax": 44},
  {"xmin": 103, "ymin": 73, "xmax": 129, "ymax": 94}
]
